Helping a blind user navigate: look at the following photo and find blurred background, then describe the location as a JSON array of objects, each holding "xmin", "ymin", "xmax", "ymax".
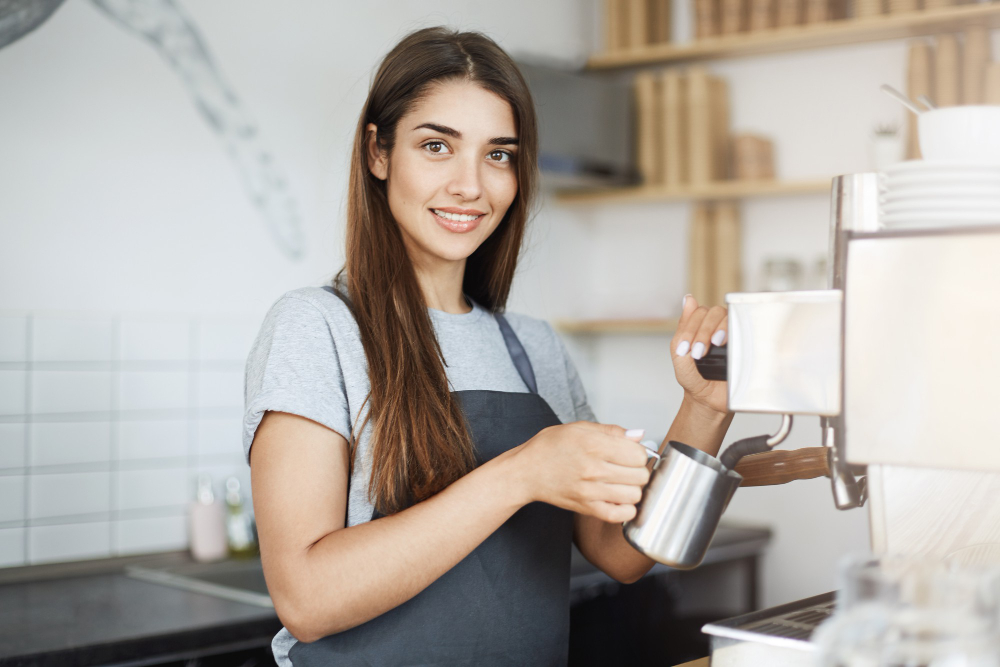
[{"xmin": 2, "ymin": 0, "xmax": 995, "ymax": 660}]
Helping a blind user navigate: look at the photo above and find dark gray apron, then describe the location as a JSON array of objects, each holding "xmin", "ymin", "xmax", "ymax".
[{"xmin": 288, "ymin": 287, "xmax": 573, "ymax": 666}]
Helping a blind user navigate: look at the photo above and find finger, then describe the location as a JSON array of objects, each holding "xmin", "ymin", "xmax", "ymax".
[
  {"xmin": 671, "ymin": 294, "xmax": 696, "ymax": 357},
  {"xmin": 711, "ymin": 314, "xmax": 728, "ymax": 347},
  {"xmin": 596, "ymin": 440, "xmax": 651, "ymax": 468},
  {"xmin": 594, "ymin": 481, "xmax": 644, "ymax": 505},
  {"xmin": 584, "ymin": 500, "xmax": 637, "ymax": 524},
  {"xmin": 691, "ymin": 306, "xmax": 727, "ymax": 361},
  {"xmin": 674, "ymin": 301, "xmax": 709, "ymax": 358},
  {"xmin": 595, "ymin": 463, "xmax": 651, "ymax": 487}
]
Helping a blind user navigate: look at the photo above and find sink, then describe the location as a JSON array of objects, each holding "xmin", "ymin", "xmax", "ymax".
[{"xmin": 125, "ymin": 557, "xmax": 273, "ymax": 608}]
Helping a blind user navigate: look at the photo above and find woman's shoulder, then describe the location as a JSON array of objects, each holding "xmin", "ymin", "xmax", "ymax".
[
  {"xmin": 254, "ymin": 286, "xmax": 362, "ymax": 346},
  {"xmin": 267, "ymin": 286, "xmax": 356, "ymax": 323}
]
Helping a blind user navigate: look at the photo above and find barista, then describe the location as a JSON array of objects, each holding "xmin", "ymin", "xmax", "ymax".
[{"xmin": 243, "ymin": 26, "xmax": 733, "ymax": 667}]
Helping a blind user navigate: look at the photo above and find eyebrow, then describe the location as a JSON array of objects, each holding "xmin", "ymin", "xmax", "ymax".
[{"xmin": 413, "ymin": 122, "xmax": 519, "ymax": 146}]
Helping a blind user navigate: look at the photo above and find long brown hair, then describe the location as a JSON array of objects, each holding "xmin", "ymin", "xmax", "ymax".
[{"xmin": 338, "ymin": 27, "xmax": 538, "ymax": 515}]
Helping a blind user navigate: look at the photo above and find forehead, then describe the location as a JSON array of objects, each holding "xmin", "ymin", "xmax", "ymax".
[{"xmin": 403, "ymin": 79, "xmax": 516, "ymax": 138}]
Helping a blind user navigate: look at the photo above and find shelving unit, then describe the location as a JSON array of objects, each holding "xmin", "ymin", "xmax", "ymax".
[
  {"xmin": 589, "ymin": 2, "xmax": 1000, "ymax": 68},
  {"xmin": 554, "ymin": 318, "xmax": 680, "ymax": 334},
  {"xmin": 555, "ymin": 178, "xmax": 832, "ymax": 205}
]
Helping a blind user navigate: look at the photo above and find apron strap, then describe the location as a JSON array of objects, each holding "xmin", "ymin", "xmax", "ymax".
[
  {"xmin": 493, "ymin": 312, "xmax": 538, "ymax": 395},
  {"xmin": 319, "ymin": 284, "xmax": 538, "ymax": 395}
]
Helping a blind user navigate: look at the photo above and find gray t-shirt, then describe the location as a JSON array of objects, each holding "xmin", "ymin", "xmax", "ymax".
[{"xmin": 242, "ymin": 285, "xmax": 597, "ymax": 664}]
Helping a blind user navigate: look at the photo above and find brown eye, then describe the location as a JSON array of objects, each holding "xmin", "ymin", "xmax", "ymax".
[
  {"xmin": 423, "ymin": 141, "xmax": 448, "ymax": 154},
  {"xmin": 489, "ymin": 150, "xmax": 511, "ymax": 163}
]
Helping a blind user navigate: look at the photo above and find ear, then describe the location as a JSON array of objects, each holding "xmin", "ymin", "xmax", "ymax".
[{"xmin": 365, "ymin": 123, "xmax": 388, "ymax": 181}]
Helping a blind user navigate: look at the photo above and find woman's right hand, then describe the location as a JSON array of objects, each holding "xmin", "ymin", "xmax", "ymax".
[{"xmin": 514, "ymin": 422, "xmax": 652, "ymax": 523}]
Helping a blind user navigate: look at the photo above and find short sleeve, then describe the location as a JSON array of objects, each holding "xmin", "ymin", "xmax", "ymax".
[
  {"xmin": 242, "ymin": 294, "xmax": 352, "ymax": 465},
  {"xmin": 548, "ymin": 323, "xmax": 598, "ymax": 423}
]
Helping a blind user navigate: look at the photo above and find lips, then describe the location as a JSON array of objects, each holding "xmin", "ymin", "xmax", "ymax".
[{"xmin": 430, "ymin": 208, "xmax": 484, "ymax": 233}]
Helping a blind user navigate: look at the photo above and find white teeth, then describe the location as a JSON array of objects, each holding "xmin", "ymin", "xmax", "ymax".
[{"xmin": 433, "ymin": 209, "xmax": 481, "ymax": 222}]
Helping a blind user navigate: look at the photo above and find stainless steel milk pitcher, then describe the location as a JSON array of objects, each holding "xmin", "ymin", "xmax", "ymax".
[{"xmin": 623, "ymin": 416, "xmax": 793, "ymax": 569}]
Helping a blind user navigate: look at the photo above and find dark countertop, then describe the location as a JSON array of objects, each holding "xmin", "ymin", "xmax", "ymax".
[{"xmin": 0, "ymin": 521, "xmax": 771, "ymax": 666}]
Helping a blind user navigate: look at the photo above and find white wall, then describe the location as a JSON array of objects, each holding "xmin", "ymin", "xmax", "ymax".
[{"xmin": 0, "ymin": 0, "xmax": 981, "ymax": 609}]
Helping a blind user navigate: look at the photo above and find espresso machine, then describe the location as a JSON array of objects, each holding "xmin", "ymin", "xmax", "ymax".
[{"xmin": 684, "ymin": 173, "xmax": 1000, "ymax": 664}]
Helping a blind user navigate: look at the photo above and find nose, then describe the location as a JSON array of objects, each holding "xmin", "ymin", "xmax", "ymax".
[{"xmin": 446, "ymin": 154, "xmax": 483, "ymax": 202}]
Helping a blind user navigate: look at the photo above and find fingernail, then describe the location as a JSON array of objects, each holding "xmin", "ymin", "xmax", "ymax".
[
  {"xmin": 676, "ymin": 340, "xmax": 690, "ymax": 357},
  {"xmin": 625, "ymin": 428, "xmax": 645, "ymax": 440},
  {"xmin": 692, "ymin": 342, "xmax": 706, "ymax": 360},
  {"xmin": 712, "ymin": 330, "xmax": 726, "ymax": 346},
  {"xmin": 682, "ymin": 294, "xmax": 691, "ymax": 310}
]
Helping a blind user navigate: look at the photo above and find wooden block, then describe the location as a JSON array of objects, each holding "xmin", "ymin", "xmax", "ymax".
[
  {"xmin": 854, "ymin": 0, "xmax": 884, "ymax": 18},
  {"xmin": 689, "ymin": 203, "xmax": 716, "ymax": 305},
  {"xmin": 934, "ymin": 34, "xmax": 961, "ymax": 107},
  {"xmin": 710, "ymin": 77, "xmax": 731, "ymax": 181},
  {"xmin": 634, "ymin": 71, "xmax": 663, "ymax": 185},
  {"xmin": 749, "ymin": 0, "xmax": 776, "ymax": 30},
  {"xmin": 688, "ymin": 67, "xmax": 713, "ymax": 185},
  {"xmin": 626, "ymin": 0, "xmax": 649, "ymax": 48},
  {"xmin": 695, "ymin": 0, "xmax": 721, "ymax": 38},
  {"xmin": 907, "ymin": 41, "xmax": 934, "ymax": 160},
  {"xmin": 986, "ymin": 63, "xmax": 1000, "ymax": 105},
  {"xmin": 647, "ymin": 0, "xmax": 673, "ymax": 43},
  {"xmin": 732, "ymin": 134, "xmax": 775, "ymax": 180},
  {"xmin": 721, "ymin": 0, "xmax": 748, "ymax": 33},
  {"xmin": 662, "ymin": 70, "xmax": 689, "ymax": 187},
  {"xmin": 887, "ymin": 0, "xmax": 918, "ymax": 14},
  {"xmin": 805, "ymin": 0, "xmax": 829, "ymax": 23},
  {"xmin": 712, "ymin": 202, "xmax": 742, "ymax": 308},
  {"xmin": 963, "ymin": 26, "xmax": 989, "ymax": 105},
  {"xmin": 776, "ymin": 0, "xmax": 803, "ymax": 27}
]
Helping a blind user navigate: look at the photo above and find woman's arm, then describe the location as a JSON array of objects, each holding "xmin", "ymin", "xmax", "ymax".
[
  {"xmin": 252, "ymin": 412, "xmax": 648, "ymax": 643},
  {"xmin": 573, "ymin": 295, "xmax": 733, "ymax": 583}
]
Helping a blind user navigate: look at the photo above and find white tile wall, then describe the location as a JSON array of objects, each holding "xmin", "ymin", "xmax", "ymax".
[
  {"xmin": 115, "ymin": 514, "xmax": 187, "ymax": 556},
  {"xmin": 0, "ymin": 316, "xmax": 28, "ymax": 362},
  {"xmin": 29, "ymin": 522, "xmax": 112, "ymax": 564},
  {"xmin": 31, "ymin": 371, "xmax": 113, "ymax": 414},
  {"xmin": 0, "ymin": 528, "xmax": 25, "ymax": 567},
  {"xmin": 32, "ymin": 317, "xmax": 114, "ymax": 362},
  {"xmin": 30, "ymin": 421, "xmax": 111, "ymax": 467},
  {"xmin": 118, "ymin": 419, "xmax": 189, "ymax": 461},
  {"xmin": 197, "ymin": 370, "xmax": 244, "ymax": 409},
  {"xmin": 119, "ymin": 318, "xmax": 190, "ymax": 362},
  {"xmin": 196, "ymin": 418, "xmax": 242, "ymax": 458},
  {"xmin": 0, "ymin": 423, "xmax": 26, "ymax": 469},
  {"xmin": 197, "ymin": 320, "xmax": 258, "ymax": 362},
  {"xmin": 0, "ymin": 476, "xmax": 25, "ymax": 523},
  {"xmin": 117, "ymin": 468, "xmax": 189, "ymax": 512},
  {"xmin": 29, "ymin": 472, "xmax": 111, "ymax": 519},
  {"xmin": 0, "ymin": 309, "xmax": 258, "ymax": 569},
  {"xmin": 119, "ymin": 371, "xmax": 189, "ymax": 411},
  {"xmin": 0, "ymin": 371, "xmax": 27, "ymax": 416}
]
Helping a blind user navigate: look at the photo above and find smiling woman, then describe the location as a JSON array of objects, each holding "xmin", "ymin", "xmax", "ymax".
[{"xmin": 242, "ymin": 25, "xmax": 733, "ymax": 667}]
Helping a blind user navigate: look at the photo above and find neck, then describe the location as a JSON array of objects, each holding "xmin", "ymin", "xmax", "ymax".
[{"xmin": 411, "ymin": 255, "xmax": 471, "ymax": 314}]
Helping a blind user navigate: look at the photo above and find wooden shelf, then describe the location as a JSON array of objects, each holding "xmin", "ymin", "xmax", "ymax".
[
  {"xmin": 588, "ymin": 3, "xmax": 1000, "ymax": 68},
  {"xmin": 555, "ymin": 178, "xmax": 831, "ymax": 205},
  {"xmin": 555, "ymin": 318, "xmax": 679, "ymax": 334}
]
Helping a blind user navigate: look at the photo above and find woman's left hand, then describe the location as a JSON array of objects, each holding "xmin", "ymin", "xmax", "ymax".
[{"xmin": 671, "ymin": 294, "xmax": 730, "ymax": 415}]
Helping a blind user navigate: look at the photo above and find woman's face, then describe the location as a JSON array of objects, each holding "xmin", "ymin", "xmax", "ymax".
[{"xmin": 367, "ymin": 79, "xmax": 519, "ymax": 273}]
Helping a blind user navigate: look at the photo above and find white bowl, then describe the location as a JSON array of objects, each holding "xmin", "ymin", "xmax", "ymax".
[{"xmin": 919, "ymin": 106, "xmax": 1000, "ymax": 163}]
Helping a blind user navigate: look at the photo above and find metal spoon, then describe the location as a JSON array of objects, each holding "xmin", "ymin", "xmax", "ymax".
[{"xmin": 880, "ymin": 84, "xmax": 923, "ymax": 115}]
